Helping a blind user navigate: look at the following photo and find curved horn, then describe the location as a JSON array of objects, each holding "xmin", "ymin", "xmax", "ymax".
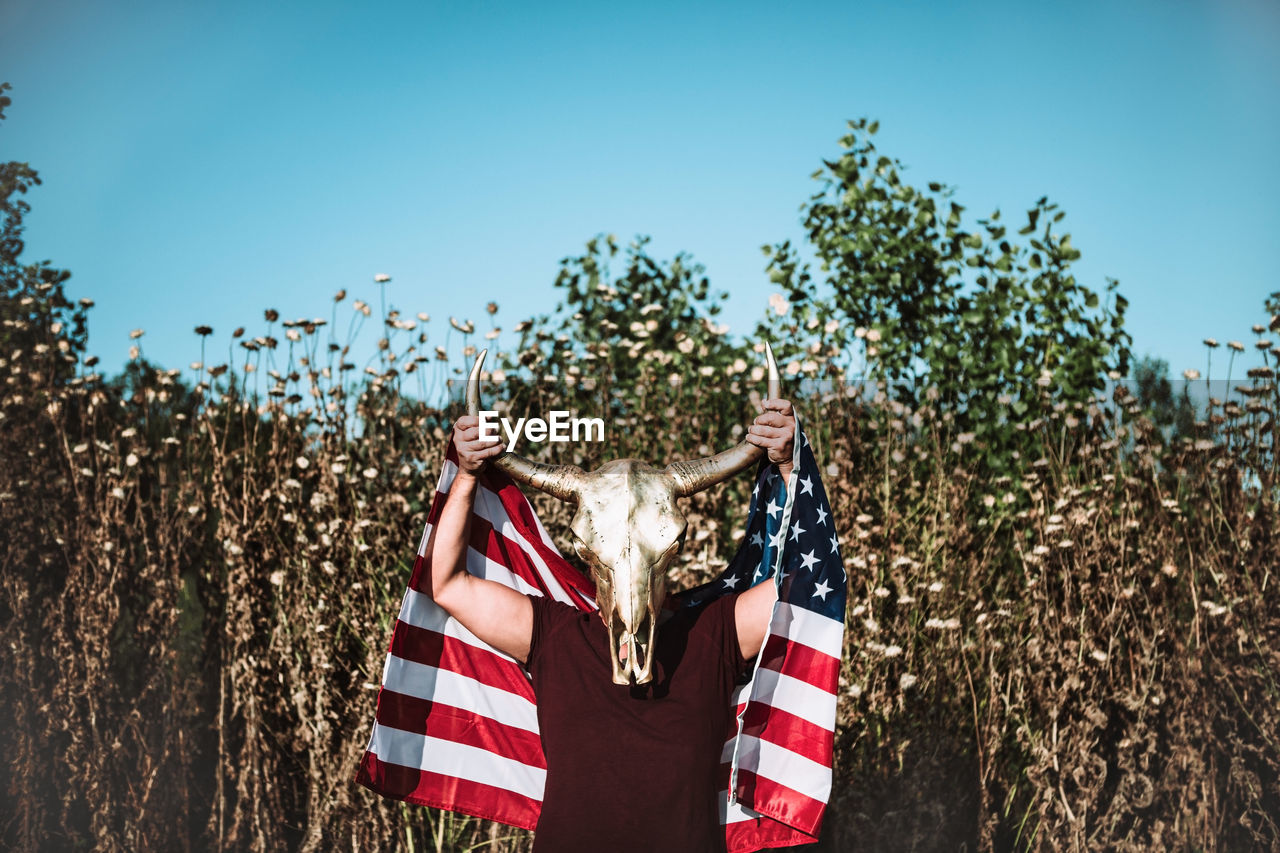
[
  {"xmin": 466, "ymin": 349, "xmax": 584, "ymax": 503},
  {"xmin": 666, "ymin": 341, "xmax": 782, "ymax": 497}
]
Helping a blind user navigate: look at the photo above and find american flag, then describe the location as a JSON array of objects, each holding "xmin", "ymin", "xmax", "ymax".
[{"xmin": 355, "ymin": 420, "xmax": 846, "ymax": 852}]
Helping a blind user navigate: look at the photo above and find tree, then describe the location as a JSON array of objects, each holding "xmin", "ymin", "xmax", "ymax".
[{"xmin": 758, "ymin": 119, "xmax": 1133, "ymax": 472}]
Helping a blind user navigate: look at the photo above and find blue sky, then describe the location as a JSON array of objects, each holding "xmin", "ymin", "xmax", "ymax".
[{"xmin": 2, "ymin": 0, "xmax": 1277, "ymax": 386}]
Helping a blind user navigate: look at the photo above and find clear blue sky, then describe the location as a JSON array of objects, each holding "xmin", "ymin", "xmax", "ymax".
[{"xmin": 2, "ymin": 0, "xmax": 1277, "ymax": 385}]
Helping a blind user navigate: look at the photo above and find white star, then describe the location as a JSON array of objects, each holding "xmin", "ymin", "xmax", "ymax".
[
  {"xmin": 767, "ymin": 498, "xmax": 784, "ymax": 520},
  {"xmin": 829, "ymin": 533, "xmax": 840, "ymax": 554},
  {"xmin": 722, "ymin": 574, "xmax": 741, "ymax": 590},
  {"xmin": 799, "ymin": 550, "xmax": 820, "ymax": 572},
  {"xmin": 799, "ymin": 475, "xmax": 814, "ymax": 496},
  {"xmin": 750, "ymin": 530, "xmax": 764, "ymax": 548},
  {"xmin": 789, "ymin": 520, "xmax": 807, "ymax": 542},
  {"xmin": 815, "ymin": 505, "xmax": 829, "ymax": 526},
  {"xmin": 812, "ymin": 579, "xmax": 834, "ymax": 601},
  {"xmin": 770, "ymin": 528, "xmax": 787, "ymax": 550}
]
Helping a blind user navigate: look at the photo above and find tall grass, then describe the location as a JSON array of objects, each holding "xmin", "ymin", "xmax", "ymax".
[{"xmin": 1, "ymin": 292, "xmax": 1276, "ymax": 851}]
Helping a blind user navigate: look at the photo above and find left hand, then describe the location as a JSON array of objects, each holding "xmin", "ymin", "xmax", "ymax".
[{"xmin": 745, "ymin": 398, "xmax": 796, "ymax": 483}]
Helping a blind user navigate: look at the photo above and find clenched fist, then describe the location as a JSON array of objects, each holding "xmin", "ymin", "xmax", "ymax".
[
  {"xmin": 452, "ymin": 415, "xmax": 504, "ymax": 479},
  {"xmin": 744, "ymin": 398, "xmax": 796, "ymax": 483}
]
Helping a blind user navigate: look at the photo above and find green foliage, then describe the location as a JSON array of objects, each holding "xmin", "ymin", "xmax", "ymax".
[
  {"xmin": 507, "ymin": 233, "xmax": 753, "ymax": 389},
  {"xmin": 758, "ymin": 118, "xmax": 1133, "ymax": 473}
]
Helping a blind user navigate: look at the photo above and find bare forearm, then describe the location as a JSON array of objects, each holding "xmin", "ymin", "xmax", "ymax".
[{"xmin": 429, "ymin": 471, "xmax": 479, "ymax": 599}]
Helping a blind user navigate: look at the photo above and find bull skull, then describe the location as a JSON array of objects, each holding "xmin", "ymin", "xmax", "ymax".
[{"xmin": 466, "ymin": 344, "xmax": 781, "ymax": 685}]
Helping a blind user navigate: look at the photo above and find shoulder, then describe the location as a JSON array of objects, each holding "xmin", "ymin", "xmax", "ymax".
[
  {"xmin": 528, "ymin": 592, "xmax": 581, "ymax": 625},
  {"xmin": 526, "ymin": 594, "xmax": 588, "ymax": 668}
]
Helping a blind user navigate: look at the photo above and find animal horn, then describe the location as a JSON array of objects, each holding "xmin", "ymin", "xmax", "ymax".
[
  {"xmin": 666, "ymin": 341, "xmax": 783, "ymax": 497},
  {"xmin": 466, "ymin": 349, "xmax": 584, "ymax": 503}
]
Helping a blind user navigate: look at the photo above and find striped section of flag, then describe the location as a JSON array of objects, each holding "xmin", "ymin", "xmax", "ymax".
[
  {"xmin": 683, "ymin": 417, "xmax": 846, "ymax": 850},
  {"xmin": 355, "ymin": 425, "xmax": 845, "ymax": 852}
]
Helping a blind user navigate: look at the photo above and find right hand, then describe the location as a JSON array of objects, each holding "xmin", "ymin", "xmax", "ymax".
[{"xmin": 452, "ymin": 415, "xmax": 504, "ymax": 478}]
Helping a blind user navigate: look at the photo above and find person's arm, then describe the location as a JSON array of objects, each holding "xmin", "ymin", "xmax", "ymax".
[
  {"xmin": 427, "ymin": 415, "xmax": 534, "ymax": 663},
  {"xmin": 737, "ymin": 397, "xmax": 797, "ymax": 658}
]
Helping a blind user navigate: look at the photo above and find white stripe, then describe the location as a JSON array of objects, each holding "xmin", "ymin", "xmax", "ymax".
[
  {"xmin": 722, "ymin": 735, "xmax": 831, "ymax": 803},
  {"xmin": 770, "ymin": 601, "xmax": 845, "ymax": 656},
  {"xmin": 381, "ymin": 654, "xmax": 539, "ymax": 733},
  {"xmin": 739, "ymin": 668, "xmax": 838, "ymax": 732},
  {"xmin": 718, "ymin": 791, "xmax": 763, "ymax": 825},
  {"xmin": 367, "ymin": 723, "xmax": 546, "ymax": 801},
  {"xmin": 397, "ymin": 589, "xmax": 531, "ymax": 666},
  {"xmin": 437, "ymin": 458, "xmax": 459, "ymax": 495}
]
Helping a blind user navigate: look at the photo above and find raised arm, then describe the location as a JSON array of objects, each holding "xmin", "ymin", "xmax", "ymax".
[
  {"xmin": 736, "ymin": 397, "xmax": 796, "ymax": 659},
  {"xmin": 427, "ymin": 415, "xmax": 534, "ymax": 663}
]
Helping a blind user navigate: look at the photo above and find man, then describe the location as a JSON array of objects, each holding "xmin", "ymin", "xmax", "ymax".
[{"xmin": 424, "ymin": 399, "xmax": 798, "ymax": 853}]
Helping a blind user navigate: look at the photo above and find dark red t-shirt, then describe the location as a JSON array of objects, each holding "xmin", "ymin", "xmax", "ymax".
[{"xmin": 525, "ymin": 593, "xmax": 749, "ymax": 853}]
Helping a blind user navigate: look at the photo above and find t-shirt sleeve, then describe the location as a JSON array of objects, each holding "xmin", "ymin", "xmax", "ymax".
[
  {"xmin": 715, "ymin": 593, "xmax": 751, "ymax": 679},
  {"xmin": 524, "ymin": 593, "xmax": 573, "ymax": 673}
]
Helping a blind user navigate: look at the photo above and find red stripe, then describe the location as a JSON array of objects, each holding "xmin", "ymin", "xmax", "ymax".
[
  {"xmin": 758, "ymin": 633, "xmax": 841, "ymax": 691},
  {"xmin": 406, "ymin": 551, "xmax": 431, "ymax": 594},
  {"xmin": 739, "ymin": 704, "xmax": 834, "ymax": 767},
  {"xmin": 373, "ymin": 689, "xmax": 545, "ymax": 769},
  {"xmin": 724, "ymin": 813, "xmax": 818, "ymax": 853},
  {"xmin": 733, "ymin": 769, "xmax": 827, "ymax": 837},
  {"xmin": 354, "ymin": 752, "xmax": 541, "ymax": 831},
  {"xmin": 389, "ymin": 621, "xmax": 537, "ymax": 701}
]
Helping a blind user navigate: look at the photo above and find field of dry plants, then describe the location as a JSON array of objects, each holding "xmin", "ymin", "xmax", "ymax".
[
  {"xmin": 2, "ymin": 271, "xmax": 1278, "ymax": 853},
  {"xmin": 2, "ymin": 85, "xmax": 1278, "ymax": 851}
]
